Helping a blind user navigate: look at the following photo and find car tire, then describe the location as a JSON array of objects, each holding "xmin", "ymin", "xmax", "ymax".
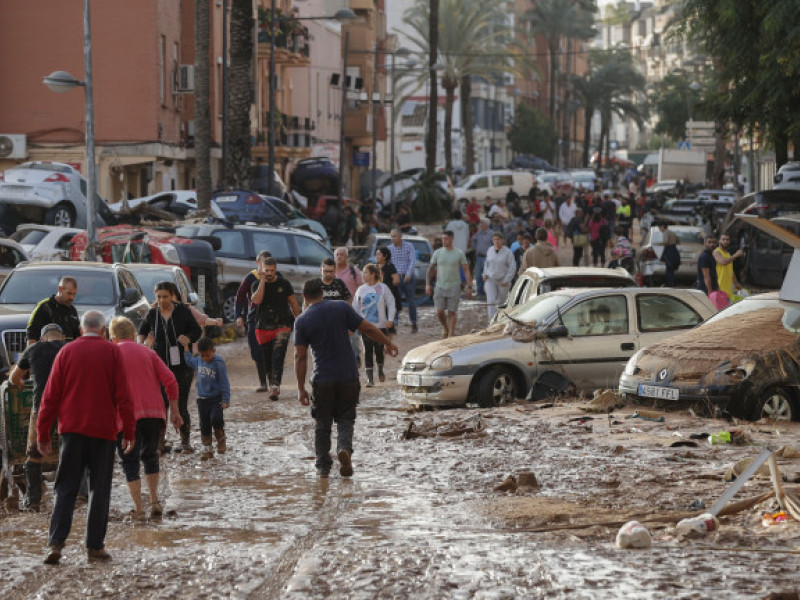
[
  {"xmin": 752, "ymin": 387, "xmax": 798, "ymax": 422},
  {"xmin": 476, "ymin": 366, "xmax": 518, "ymax": 408},
  {"xmin": 44, "ymin": 203, "xmax": 75, "ymax": 228},
  {"xmin": 222, "ymin": 289, "xmax": 237, "ymax": 323}
]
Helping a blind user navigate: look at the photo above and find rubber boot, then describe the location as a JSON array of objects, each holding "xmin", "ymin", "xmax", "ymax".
[
  {"xmin": 214, "ymin": 428, "xmax": 227, "ymax": 454},
  {"xmin": 180, "ymin": 429, "xmax": 194, "ymax": 454},
  {"xmin": 377, "ymin": 363, "xmax": 385, "ymax": 383},
  {"xmin": 365, "ymin": 368, "xmax": 374, "ymax": 387},
  {"xmin": 200, "ymin": 435, "xmax": 214, "ymax": 460},
  {"xmin": 23, "ymin": 461, "xmax": 42, "ymax": 511}
]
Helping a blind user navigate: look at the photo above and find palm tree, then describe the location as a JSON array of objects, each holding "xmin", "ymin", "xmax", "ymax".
[
  {"xmin": 195, "ymin": 0, "xmax": 212, "ymax": 212},
  {"xmin": 426, "ymin": 0, "xmax": 439, "ymax": 176},
  {"xmin": 402, "ymin": 0, "xmax": 515, "ymax": 176},
  {"xmin": 225, "ymin": 0, "xmax": 254, "ymax": 188},
  {"xmin": 525, "ymin": 0, "xmax": 596, "ymax": 122}
]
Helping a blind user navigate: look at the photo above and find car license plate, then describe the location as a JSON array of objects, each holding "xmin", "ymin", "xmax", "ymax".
[
  {"xmin": 638, "ymin": 384, "xmax": 679, "ymax": 401},
  {"xmin": 400, "ymin": 374, "xmax": 421, "ymax": 387}
]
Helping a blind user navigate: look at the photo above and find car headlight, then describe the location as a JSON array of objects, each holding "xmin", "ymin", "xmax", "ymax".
[
  {"xmin": 623, "ymin": 349, "xmax": 644, "ymax": 376},
  {"xmin": 429, "ymin": 355, "xmax": 453, "ymax": 371},
  {"xmin": 726, "ymin": 358, "xmax": 756, "ymax": 379},
  {"xmin": 158, "ymin": 243, "xmax": 180, "ymax": 264}
]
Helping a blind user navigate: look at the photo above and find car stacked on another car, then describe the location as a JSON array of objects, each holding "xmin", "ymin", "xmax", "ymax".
[
  {"xmin": 398, "ymin": 287, "xmax": 717, "ymax": 409},
  {"xmin": 0, "ymin": 262, "xmax": 151, "ymax": 376},
  {"xmin": 619, "ymin": 292, "xmax": 800, "ymax": 421},
  {"xmin": 10, "ymin": 224, "xmax": 83, "ymax": 261},
  {"xmin": 0, "ymin": 239, "xmax": 29, "ymax": 285}
]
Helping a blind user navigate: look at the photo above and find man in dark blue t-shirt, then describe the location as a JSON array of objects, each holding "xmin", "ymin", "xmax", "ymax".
[
  {"xmin": 294, "ymin": 279, "xmax": 397, "ymax": 478},
  {"xmin": 697, "ymin": 236, "xmax": 719, "ymax": 294}
]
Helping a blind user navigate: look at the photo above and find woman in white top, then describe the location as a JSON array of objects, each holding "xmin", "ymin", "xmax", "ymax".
[{"xmin": 353, "ymin": 263, "xmax": 396, "ymax": 386}]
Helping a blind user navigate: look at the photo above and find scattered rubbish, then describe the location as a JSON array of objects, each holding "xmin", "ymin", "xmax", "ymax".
[
  {"xmin": 401, "ymin": 416, "xmax": 485, "ymax": 440},
  {"xmin": 710, "ymin": 449, "xmax": 774, "ymax": 516},
  {"xmin": 495, "ymin": 475, "xmax": 517, "ymax": 493},
  {"xmin": 762, "ymin": 511, "xmax": 789, "ymax": 527},
  {"xmin": 615, "ymin": 520, "xmax": 652, "ymax": 549},
  {"xmin": 533, "ymin": 403, "xmax": 555, "ymax": 410},
  {"xmin": 675, "ymin": 513, "xmax": 719, "ymax": 538},
  {"xmin": 583, "ymin": 389, "xmax": 623, "ymax": 413},
  {"xmin": 689, "ymin": 432, "xmax": 711, "ymax": 440},
  {"xmin": 670, "ymin": 440, "xmax": 699, "ymax": 448},
  {"xmin": 777, "ymin": 446, "xmax": 800, "ymax": 459},
  {"xmin": 568, "ymin": 416, "xmax": 594, "ymax": 422},
  {"xmin": 708, "ymin": 431, "xmax": 732, "ymax": 445},
  {"xmin": 724, "ymin": 457, "xmax": 779, "ymax": 482},
  {"xmin": 688, "ymin": 499, "xmax": 706, "ymax": 511},
  {"xmin": 517, "ymin": 472, "xmax": 540, "ymax": 490},
  {"xmin": 627, "ymin": 410, "xmax": 665, "ymax": 423},
  {"xmin": 612, "ymin": 445, "xmax": 627, "ymax": 455}
]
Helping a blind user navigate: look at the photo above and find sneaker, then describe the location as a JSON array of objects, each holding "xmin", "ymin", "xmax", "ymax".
[
  {"xmin": 87, "ymin": 547, "xmax": 112, "ymax": 561},
  {"xmin": 269, "ymin": 386, "xmax": 280, "ymax": 402},
  {"xmin": 411, "ymin": 324, "xmax": 418, "ymax": 334},
  {"xmin": 337, "ymin": 449, "xmax": 353, "ymax": 477},
  {"xmin": 149, "ymin": 501, "xmax": 163, "ymax": 518},
  {"xmin": 44, "ymin": 543, "xmax": 63, "ymax": 565},
  {"xmin": 200, "ymin": 445, "xmax": 214, "ymax": 460}
]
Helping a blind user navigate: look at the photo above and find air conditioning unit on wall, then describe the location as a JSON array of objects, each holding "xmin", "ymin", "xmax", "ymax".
[
  {"xmin": 177, "ymin": 65, "xmax": 195, "ymax": 93},
  {"xmin": 0, "ymin": 134, "xmax": 27, "ymax": 159}
]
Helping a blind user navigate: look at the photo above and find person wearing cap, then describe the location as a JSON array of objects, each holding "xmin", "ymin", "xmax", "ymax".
[
  {"xmin": 27, "ymin": 276, "xmax": 81, "ymax": 345},
  {"xmin": 9, "ymin": 323, "xmax": 67, "ymax": 511}
]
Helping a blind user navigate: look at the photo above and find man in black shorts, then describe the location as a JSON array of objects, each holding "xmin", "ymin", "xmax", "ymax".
[
  {"xmin": 294, "ymin": 279, "xmax": 397, "ymax": 478},
  {"xmin": 9, "ymin": 323, "xmax": 67, "ymax": 510}
]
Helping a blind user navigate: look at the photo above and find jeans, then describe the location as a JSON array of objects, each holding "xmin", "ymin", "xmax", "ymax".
[
  {"xmin": 116, "ymin": 418, "xmax": 161, "ymax": 482},
  {"xmin": 260, "ymin": 330, "xmax": 291, "ymax": 388},
  {"xmin": 311, "ymin": 379, "xmax": 360, "ymax": 471},
  {"xmin": 197, "ymin": 395, "xmax": 225, "ymax": 438},
  {"xmin": 49, "ymin": 432, "xmax": 116, "ymax": 550},
  {"xmin": 398, "ymin": 276, "xmax": 417, "ymax": 325},
  {"xmin": 475, "ymin": 255, "xmax": 487, "ymax": 296},
  {"xmin": 170, "ymin": 365, "xmax": 194, "ymax": 438},
  {"xmin": 362, "ymin": 329, "xmax": 386, "ymax": 369}
]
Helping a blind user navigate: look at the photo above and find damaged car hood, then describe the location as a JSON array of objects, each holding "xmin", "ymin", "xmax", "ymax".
[{"xmin": 403, "ymin": 323, "xmax": 510, "ymax": 364}]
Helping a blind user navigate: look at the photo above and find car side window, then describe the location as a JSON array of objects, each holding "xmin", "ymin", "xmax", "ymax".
[
  {"xmin": 469, "ymin": 176, "xmax": 488, "ymax": 190},
  {"xmin": 251, "ymin": 231, "xmax": 293, "ymax": 263},
  {"xmin": 294, "ymin": 235, "xmax": 332, "ymax": 267},
  {"xmin": 213, "ymin": 230, "xmax": 246, "ymax": 257},
  {"xmin": 509, "ymin": 279, "xmax": 529, "ymax": 307},
  {"xmin": 493, "ymin": 175, "xmax": 513, "ymax": 187},
  {"xmin": 637, "ymin": 294, "xmax": 703, "ymax": 332},
  {"xmin": 562, "ymin": 295, "xmax": 629, "ymax": 336}
]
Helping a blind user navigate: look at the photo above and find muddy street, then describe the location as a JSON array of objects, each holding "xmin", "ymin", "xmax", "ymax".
[{"xmin": 1, "ymin": 302, "xmax": 799, "ymax": 599}]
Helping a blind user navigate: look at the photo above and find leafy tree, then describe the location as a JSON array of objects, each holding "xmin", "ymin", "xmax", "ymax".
[
  {"xmin": 649, "ymin": 73, "xmax": 705, "ymax": 143},
  {"xmin": 507, "ymin": 104, "xmax": 558, "ymax": 161}
]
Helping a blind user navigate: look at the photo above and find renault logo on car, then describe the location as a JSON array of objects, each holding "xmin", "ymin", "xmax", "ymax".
[{"xmin": 658, "ymin": 368, "xmax": 668, "ymax": 381}]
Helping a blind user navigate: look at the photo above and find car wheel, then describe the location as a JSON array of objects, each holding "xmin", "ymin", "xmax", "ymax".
[
  {"xmin": 476, "ymin": 366, "xmax": 518, "ymax": 408},
  {"xmin": 45, "ymin": 203, "xmax": 75, "ymax": 228},
  {"xmin": 222, "ymin": 289, "xmax": 237, "ymax": 323},
  {"xmin": 752, "ymin": 387, "xmax": 798, "ymax": 422}
]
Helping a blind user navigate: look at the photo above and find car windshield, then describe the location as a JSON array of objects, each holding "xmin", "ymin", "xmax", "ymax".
[
  {"xmin": 505, "ymin": 293, "xmax": 571, "ymax": 326},
  {"xmin": 705, "ymin": 297, "xmax": 800, "ymax": 333},
  {"xmin": 128, "ymin": 269, "xmax": 176, "ymax": 303},
  {"xmin": 11, "ymin": 229, "xmax": 48, "ymax": 245},
  {"xmin": 455, "ymin": 175, "xmax": 474, "ymax": 188},
  {"xmin": 538, "ymin": 276, "xmax": 634, "ymax": 294},
  {"xmin": 675, "ymin": 230, "xmax": 705, "ymax": 244},
  {"xmin": 0, "ymin": 270, "xmax": 116, "ymax": 306}
]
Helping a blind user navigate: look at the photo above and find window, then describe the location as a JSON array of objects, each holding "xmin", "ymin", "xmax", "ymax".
[
  {"xmin": 562, "ymin": 295, "xmax": 629, "ymax": 336},
  {"xmin": 636, "ymin": 294, "xmax": 703, "ymax": 332},
  {"xmin": 294, "ymin": 236, "xmax": 332, "ymax": 267},
  {"xmin": 159, "ymin": 35, "xmax": 166, "ymax": 105},
  {"xmin": 493, "ymin": 174, "xmax": 513, "ymax": 187},
  {"xmin": 469, "ymin": 176, "xmax": 488, "ymax": 190},
  {"xmin": 250, "ymin": 231, "xmax": 293, "ymax": 263},
  {"xmin": 212, "ymin": 230, "xmax": 246, "ymax": 257}
]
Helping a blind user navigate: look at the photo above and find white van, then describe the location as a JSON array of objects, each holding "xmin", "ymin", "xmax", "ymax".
[{"xmin": 454, "ymin": 169, "xmax": 535, "ymax": 207}]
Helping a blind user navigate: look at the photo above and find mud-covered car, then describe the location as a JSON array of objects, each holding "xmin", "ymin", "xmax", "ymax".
[
  {"xmin": 619, "ymin": 292, "xmax": 800, "ymax": 421},
  {"xmin": 398, "ymin": 287, "xmax": 717, "ymax": 409}
]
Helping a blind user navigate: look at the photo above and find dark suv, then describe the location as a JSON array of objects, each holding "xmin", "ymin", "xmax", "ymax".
[{"xmin": 0, "ymin": 262, "xmax": 150, "ymax": 376}]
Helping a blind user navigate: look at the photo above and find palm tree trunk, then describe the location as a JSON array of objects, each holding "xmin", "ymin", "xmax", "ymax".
[
  {"xmin": 582, "ymin": 104, "xmax": 593, "ymax": 169},
  {"xmin": 426, "ymin": 0, "xmax": 439, "ymax": 176},
  {"xmin": 548, "ymin": 41, "xmax": 558, "ymax": 122},
  {"xmin": 712, "ymin": 118, "xmax": 727, "ymax": 188},
  {"xmin": 443, "ymin": 83, "xmax": 455, "ymax": 176},
  {"xmin": 225, "ymin": 0, "xmax": 254, "ymax": 188},
  {"xmin": 195, "ymin": 0, "xmax": 212, "ymax": 212},
  {"xmin": 461, "ymin": 75, "xmax": 474, "ymax": 176}
]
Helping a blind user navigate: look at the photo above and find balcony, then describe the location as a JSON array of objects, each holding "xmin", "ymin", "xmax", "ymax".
[
  {"xmin": 252, "ymin": 113, "xmax": 315, "ymax": 160},
  {"xmin": 345, "ymin": 104, "xmax": 372, "ymax": 145},
  {"xmin": 257, "ymin": 14, "xmax": 311, "ymax": 65}
]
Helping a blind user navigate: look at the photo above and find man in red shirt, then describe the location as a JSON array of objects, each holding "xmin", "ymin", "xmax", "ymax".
[{"xmin": 37, "ymin": 310, "xmax": 135, "ymax": 565}]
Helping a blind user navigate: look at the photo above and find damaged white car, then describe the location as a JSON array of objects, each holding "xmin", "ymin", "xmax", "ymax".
[{"xmin": 398, "ymin": 288, "xmax": 717, "ymax": 409}]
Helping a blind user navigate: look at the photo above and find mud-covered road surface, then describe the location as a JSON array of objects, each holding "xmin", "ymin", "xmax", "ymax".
[{"xmin": 1, "ymin": 302, "xmax": 799, "ymax": 599}]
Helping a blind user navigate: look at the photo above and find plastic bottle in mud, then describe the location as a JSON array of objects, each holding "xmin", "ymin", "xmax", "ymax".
[{"xmin": 675, "ymin": 513, "xmax": 719, "ymax": 537}]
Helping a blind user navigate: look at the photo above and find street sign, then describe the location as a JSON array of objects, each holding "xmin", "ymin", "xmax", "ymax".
[{"xmin": 352, "ymin": 151, "xmax": 370, "ymax": 166}]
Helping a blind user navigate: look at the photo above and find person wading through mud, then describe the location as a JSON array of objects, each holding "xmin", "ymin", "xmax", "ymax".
[
  {"xmin": 294, "ymin": 279, "xmax": 398, "ymax": 478},
  {"xmin": 427, "ymin": 230, "xmax": 472, "ymax": 339},
  {"xmin": 235, "ymin": 250, "xmax": 272, "ymax": 392},
  {"xmin": 9, "ymin": 323, "xmax": 66, "ymax": 511},
  {"xmin": 139, "ymin": 282, "xmax": 202, "ymax": 453},
  {"xmin": 37, "ymin": 310, "xmax": 135, "ymax": 565},
  {"xmin": 251, "ymin": 257, "xmax": 300, "ymax": 402}
]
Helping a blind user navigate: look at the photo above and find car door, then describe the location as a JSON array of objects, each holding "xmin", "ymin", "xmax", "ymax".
[
  {"xmin": 117, "ymin": 267, "xmax": 149, "ymax": 327},
  {"xmin": 539, "ymin": 294, "xmax": 636, "ymax": 390},
  {"xmin": 748, "ymin": 231, "xmax": 785, "ymax": 288},
  {"xmin": 249, "ymin": 230, "xmax": 301, "ymax": 290},
  {"xmin": 634, "ymin": 292, "xmax": 705, "ymax": 349},
  {"xmin": 175, "ymin": 269, "xmax": 197, "ymax": 307},
  {"xmin": 211, "ymin": 228, "xmax": 251, "ymax": 288},
  {"xmin": 293, "ymin": 234, "xmax": 334, "ymax": 286}
]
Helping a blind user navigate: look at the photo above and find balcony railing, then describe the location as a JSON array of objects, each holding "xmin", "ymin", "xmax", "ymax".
[
  {"xmin": 253, "ymin": 113, "xmax": 315, "ymax": 149},
  {"xmin": 257, "ymin": 14, "xmax": 310, "ymax": 57}
]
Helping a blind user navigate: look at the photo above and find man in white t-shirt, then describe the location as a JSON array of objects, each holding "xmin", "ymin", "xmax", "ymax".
[{"xmin": 445, "ymin": 210, "xmax": 470, "ymax": 253}]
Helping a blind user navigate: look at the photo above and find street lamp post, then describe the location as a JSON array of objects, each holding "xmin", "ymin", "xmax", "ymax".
[{"xmin": 43, "ymin": 0, "xmax": 97, "ymax": 261}]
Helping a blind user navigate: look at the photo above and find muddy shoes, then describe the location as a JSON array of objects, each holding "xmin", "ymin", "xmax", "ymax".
[
  {"xmin": 337, "ymin": 449, "xmax": 353, "ymax": 477},
  {"xmin": 269, "ymin": 385, "xmax": 280, "ymax": 402},
  {"xmin": 149, "ymin": 500, "xmax": 163, "ymax": 519},
  {"xmin": 179, "ymin": 431, "xmax": 194, "ymax": 454},
  {"xmin": 44, "ymin": 543, "xmax": 64, "ymax": 565},
  {"xmin": 365, "ymin": 369, "xmax": 374, "ymax": 387},
  {"xmin": 200, "ymin": 435, "xmax": 214, "ymax": 460},
  {"xmin": 23, "ymin": 461, "xmax": 42, "ymax": 511},
  {"xmin": 377, "ymin": 364, "xmax": 386, "ymax": 383},
  {"xmin": 87, "ymin": 547, "xmax": 112, "ymax": 562},
  {"xmin": 214, "ymin": 428, "xmax": 227, "ymax": 454}
]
